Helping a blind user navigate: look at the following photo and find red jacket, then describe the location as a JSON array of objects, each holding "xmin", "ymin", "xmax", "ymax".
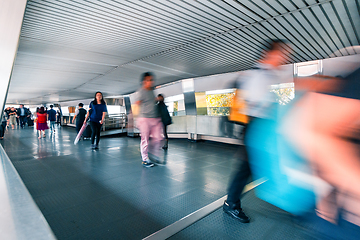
[{"xmin": 37, "ymin": 113, "xmax": 47, "ymax": 123}]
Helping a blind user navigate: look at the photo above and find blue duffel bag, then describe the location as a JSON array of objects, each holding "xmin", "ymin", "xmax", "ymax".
[{"xmin": 245, "ymin": 104, "xmax": 316, "ymax": 216}]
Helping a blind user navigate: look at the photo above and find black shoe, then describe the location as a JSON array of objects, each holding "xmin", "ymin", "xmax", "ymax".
[
  {"xmin": 162, "ymin": 140, "xmax": 168, "ymax": 150},
  {"xmin": 142, "ymin": 161, "xmax": 155, "ymax": 168},
  {"xmin": 223, "ymin": 201, "xmax": 250, "ymax": 223},
  {"xmin": 95, "ymin": 144, "xmax": 99, "ymax": 150}
]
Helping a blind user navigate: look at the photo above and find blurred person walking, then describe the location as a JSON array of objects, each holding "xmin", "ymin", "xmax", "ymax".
[
  {"xmin": 36, "ymin": 107, "xmax": 49, "ymax": 139},
  {"xmin": 157, "ymin": 94, "xmax": 172, "ymax": 150},
  {"xmin": 4, "ymin": 107, "xmax": 10, "ymax": 127},
  {"xmin": 0, "ymin": 113, "xmax": 7, "ymax": 140},
  {"xmin": 283, "ymin": 68, "xmax": 360, "ymax": 236},
  {"xmin": 84, "ymin": 92, "xmax": 107, "ymax": 150},
  {"xmin": 72, "ymin": 103, "xmax": 87, "ymax": 134},
  {"xmin": 223, "ymin": 39, "xmax": 291, "ymax": 223},
  {"xmin": 17, "ymin": 104, "xmax": 30, "ymax": 128},
  {"xmin": 9, "ymin": 107, "xmax": 17, "ymax": 129},
  {"xmin": 56, "ymin": 108, "xmax": 62, "ymax": 126},
  {"xmin": 135, "ymin": 72, "xmax": 163, "ymax": 167},
  {"xmin": 47, "ymin": 105, "xmax": 57, "ymax": 133}
]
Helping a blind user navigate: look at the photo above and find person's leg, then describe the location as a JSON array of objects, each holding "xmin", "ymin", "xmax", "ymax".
[
  {"xmin": 95, "ymin": 123, "xmax": 101, "ymax": 146},
  {"xmin": 136, "ymin": 118, "xmax": 151, "ymax": 162},
  {"xmin": 0, "ymin": 123, "xmax": 4, "ymax": 139},
  {"xmin": 223, "ymin": 122, "xmax": 253, "ymax": 223},
  {"xmin": 38, "ymin": 130, "xmax": 41, "ymax": 139},
  {"xmin": 149, "ymin": 118, "xmax": 164, "ymax": 159},
  {"xmin": 162, "ymin": 124, "xmax": 168, "ymax": 149},
  {"xmin": 1, "ymin": 121, "xmax": 6, "ymax": 137},
  {"xmin": 10, "ymin": 116, "xmax": 15, "ymax": 129},
  {"xmin": 226, "ymin": 156, "xmax": 252, "ymax": 206},
  {"xmin": 223, "ymin": 155, "xmax": 251, "ymax": 223},
  {"xmin": 20, "ymin": 116, "xmax": 25, "ymax": 128},
  {"xmin": 89, "ymin": 121, "xmax": 97, "ymax": 146},
  {"xmin": 163, "ymin": 124, "xmax": 168, "ymax": 140}
]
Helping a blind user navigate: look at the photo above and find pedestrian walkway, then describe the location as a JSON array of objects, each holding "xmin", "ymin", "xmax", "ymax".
[{"xmin": 1, "ymin": 126, "xmax": 320, "ymax": 239}]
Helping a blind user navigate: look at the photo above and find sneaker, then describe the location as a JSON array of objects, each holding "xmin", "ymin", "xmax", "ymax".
[
  {"xmin": 94, "ymin": 144, "xmax": 99, "ymax": 150},
  {"xmin": 91, "ymin": 144, "xmax": 96, "ymax": 149},
  {"xmin": 142, "ymin": 161, "xmax": 155, "ymax": 168},
  {"xmin": 223, "ymin": 200, "xmax": 250, "ymax": 223}
]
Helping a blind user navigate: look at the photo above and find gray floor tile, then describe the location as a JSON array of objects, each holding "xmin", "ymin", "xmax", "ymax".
[{"xmin": 1, "ymin": 127, "xmax": 324, "ymax": 240}]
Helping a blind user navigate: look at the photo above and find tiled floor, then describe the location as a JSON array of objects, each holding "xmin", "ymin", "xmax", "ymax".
[
  {"xmin": 1, "ymin": 126, "xmax": 239, "ymax": 239},
  {"xmin": 2, "ymin": 125, "xmax": 354, "ymax": 240}
]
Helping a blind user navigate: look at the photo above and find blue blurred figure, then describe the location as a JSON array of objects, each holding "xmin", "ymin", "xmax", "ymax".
[{"xmin": 223, "ymin": 39, "xmax": 291, "ymax": 222}]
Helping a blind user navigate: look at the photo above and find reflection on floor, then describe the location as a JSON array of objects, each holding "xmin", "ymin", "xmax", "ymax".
[{"xmin": 1, "ymin": 125, "xmax": 336, "ymax": 240}]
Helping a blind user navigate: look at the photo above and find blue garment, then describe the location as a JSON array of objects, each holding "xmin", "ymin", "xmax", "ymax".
[
  {"xmin": 246, "ymin": 104, "xmax": 316, "ymax": 216},
  {"xmin": 47, "ymin": 109, "xmax": 57, "ymax": 121},
  {"xmin": 89, "ymin": 101, "xmax": 107, "ymax": 123}
]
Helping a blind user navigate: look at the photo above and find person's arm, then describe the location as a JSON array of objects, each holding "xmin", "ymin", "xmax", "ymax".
[
  {"xmin": 84, "ymin": 111, "xmax": 90, "ymax": 124},
  {"xmin": 84, "ymin": 104, "xmax": 91, "ymax": 124},
  {"xmin": 72, "ymin": 109, "xmax": 78, "ymax": 124},
  {"xmin": 100, "ymin": 105, "xmax": 107, "ymax": 125},
  {"xmin": 100, "ymin": 112, "xmax": 106, "ymax": 125},
  {"xmin": 135, "ymin": 89, "xmax": 143, "ymax": 106},
  {"xmin": 72, "ymin": 114, "xmax": 77, "ymax": 124},
  {"xmin": 294, "ymin": 75, "xmax": 341, "ymax": 93}
]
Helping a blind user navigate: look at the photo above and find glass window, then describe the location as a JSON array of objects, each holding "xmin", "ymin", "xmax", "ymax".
[
  {"xmin": 270, "ymin": 83, "xmax": 295, "ymax": 105},
  {"xmin": 61, "ymin": 107, "xmax": 69, "ymax": 116},
  {"xmin": 107, "ymin": 105, "xmax": 120, "ymax": 117},
  {"xmin": 295, "ymin": 60, "xmax": 322, "ymax": 77},
  {"xmin": 195, "ymin": 89, "xmax": 235, "ymax": 116},
  {"xmin": 164, "ymin": 94, "xmax": 185, "ymax": 116}
]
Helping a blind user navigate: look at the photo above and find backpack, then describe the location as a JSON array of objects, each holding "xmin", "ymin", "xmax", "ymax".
[{"xmin": 228, "ymin": 88, "xmax": 248, "ymax": 125}]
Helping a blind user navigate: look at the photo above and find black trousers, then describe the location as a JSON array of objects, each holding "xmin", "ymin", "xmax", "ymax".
[
  {"xmin": 226, "ymin": 118, "xmax": 256, "ymax": 208},
  {"xmin": 76, "ymin": 124, "xmax": 81, "ymax": 134},
  {"xmin": 163, "ymin": 124, "xmax": 168, "ymax": 140},
  {"xmin": 90, "ymin": 121, "xmax": 102, "ymax": 145},
  {"xmin": 19, "ymin": 116, "xmax": 26, "ymax": 128},
  {"xmin": 0, "ymin": 121, "xmax": 6, "ymax": 137}
]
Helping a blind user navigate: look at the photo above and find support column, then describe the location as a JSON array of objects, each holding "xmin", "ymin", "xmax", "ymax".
[
  {"xmin": 124, "ymin": 96, "xmax": 137, "ymax": 137},
  {"xmin": 0, "ymin": 0, "xmax": 28, "ymax": 118},
  {"xmin": 182, "ymin": 79, "xmax": 199, "ymax": 141}
]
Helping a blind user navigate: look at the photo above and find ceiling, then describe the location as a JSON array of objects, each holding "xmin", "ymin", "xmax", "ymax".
[{"xmin": 7, "ymin": 0, "xmax": 360, "ymax": 104}]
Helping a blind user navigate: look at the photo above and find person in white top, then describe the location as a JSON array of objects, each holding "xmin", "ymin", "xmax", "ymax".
[{"xmin": 223, "ymin": 39, "xmax": 291, "ymax": 223}]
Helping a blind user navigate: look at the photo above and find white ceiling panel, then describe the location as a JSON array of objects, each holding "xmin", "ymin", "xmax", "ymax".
[{"xmin": 5, "ymin": 0, "xmax": 360, "ymax": 104}]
